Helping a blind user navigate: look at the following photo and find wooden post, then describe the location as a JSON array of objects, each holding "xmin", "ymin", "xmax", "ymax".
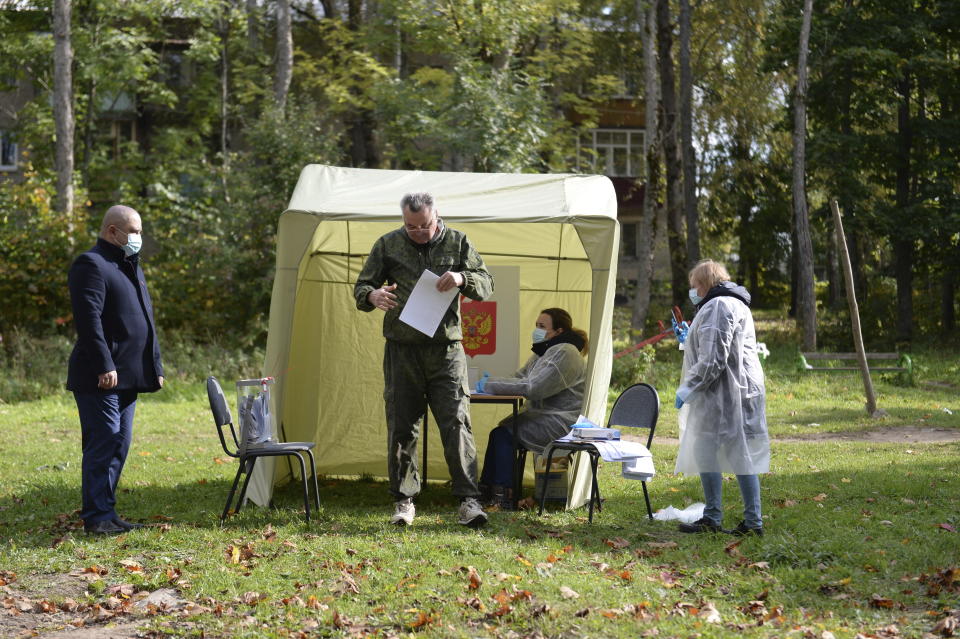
[{"xmin": 830, "ymin": 199, "xmax": 885, "ymax": 417}]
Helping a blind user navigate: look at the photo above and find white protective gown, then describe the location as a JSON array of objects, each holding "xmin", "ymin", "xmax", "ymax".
[
  {"xmin": 483, "ymin": 342, "xmax": 586, "ymax": 453},
  {"xmin": 675, "ymin": 288, "xmax": 769, "ymax": 475}
]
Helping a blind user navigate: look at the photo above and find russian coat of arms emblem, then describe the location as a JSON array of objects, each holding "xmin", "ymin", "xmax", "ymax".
[{"xmin": 461, "ymin": 300, "xmax": 496, "ymax": 357}]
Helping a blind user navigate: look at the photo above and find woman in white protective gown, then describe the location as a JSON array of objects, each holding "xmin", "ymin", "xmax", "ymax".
[
  {"xmin": 477, "ymin": 308, "xmax": 588, "ymax": 507},
  {"xmin": 674, "ymin": 260, "xmax": 770, "ymax": 536}
]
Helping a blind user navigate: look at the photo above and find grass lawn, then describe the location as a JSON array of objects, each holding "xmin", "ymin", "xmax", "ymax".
[{"xmin": 1, "ymin": 327, "xmax": 958, "ymax": 638}]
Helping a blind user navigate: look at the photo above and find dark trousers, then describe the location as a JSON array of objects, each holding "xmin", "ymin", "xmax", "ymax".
[
  {"xmin": 383, "ymin": 341, "xmax": 480, "ymax": 500},
  {"xmin": 480, "ymin": 424, "xmax": 514, "ymax": 488},
  {"xmin": 74, "ymin": 390, "xmax": 137, "ymax": 524}
]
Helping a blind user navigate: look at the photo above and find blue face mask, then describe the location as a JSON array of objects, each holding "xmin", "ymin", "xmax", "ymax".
[
  {"xmin": 532, "ymin": 328, "xmax": 548, "ymax": 343},
  {"xmin": 689, "ymin": 287, "xmax": 702, "ymax": 305},
  {"xmin": 121, "ymin": 232, "xmax": 142, "ymax": 257}
]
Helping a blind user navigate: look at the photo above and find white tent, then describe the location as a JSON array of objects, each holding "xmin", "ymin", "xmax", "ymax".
[{"xmin": 248, "ymin": 164, "xmax": 619, "ymax": 509}]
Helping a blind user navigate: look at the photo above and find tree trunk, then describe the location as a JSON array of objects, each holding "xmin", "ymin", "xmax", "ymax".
[
  {"xmin": 273, "ymin": 0, "xmax": 293, "ymax": 110},
  {"xmin": 848, "ymin": 224, "xmax": 867, "ymax": 302},
  {"xmin": 346, "ymin": 0, "xmax": 379, "ymax": 168},
  {"xmin": 826, "ymin": 227, "xmax": 841, "ymax": 309},
  {"xmin": 53, "ymin": 0, "xmax": 74, "ymax": 221},
  {"xmin": 656, "ymin": 0, "xmax": 686, "ymax": 306},
  {"xmin": 631, "ymin": 0, "xmax": 660, "ymax": 336},
  {"xmin": 942, "ymin": 268, "xmax": 956, "ymax": 333},
  {"xmin": 679, "ymin": 0, "xmax": 698, "ymax": 268},
  {"xmin": 894, "ymin": 73, "xmax": 913, "ymax": 342},
  {"xmin": 246, "ymin": 0, "xmax": 261, "ymax": 52},
  {"xmin": 219, "ymin": 2, "xmax": 231, "ymax": 203},
  {"xmin": 792, "ymin": 0, "xmax": 816, "ymax": 351}
]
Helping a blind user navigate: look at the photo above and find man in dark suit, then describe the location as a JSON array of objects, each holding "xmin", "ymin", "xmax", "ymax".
[{"xmin": 67, "ymin": 205, "xmax": 164, "ymax": 535}]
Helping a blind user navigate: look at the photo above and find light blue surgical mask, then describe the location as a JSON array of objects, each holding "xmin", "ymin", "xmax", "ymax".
[
  {"xmin": 121, "ymin": 232, "xmax": 142, "ymax": 257},
  {"xmin": 689, "ymin": 287, "xmax": 702, "ymax": 305},
  {"xmin": 532, "ymin": 327, "xmax": 548, "ymax": 343}
]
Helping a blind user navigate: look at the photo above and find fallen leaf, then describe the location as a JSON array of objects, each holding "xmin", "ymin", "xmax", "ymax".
[
  {"xmin": 604, "ymin": 537, "xmax": 630, "ymax": 549},
  {"xmin": 655, "ymin": 571, "xmax": 680, "ymax": 588},
  {"xmin": 646, "ymin": 541, "xmax": 678, "ymax": 549},
  {"xmin": 456, "ymin": 596, "xmax": 485, "ymax": 611},
  {"xmin": 869, "ymin": 594, "xmax": 895, "ymax": 609},
  {"xmin": 119, "ymin": 559, "xmax": 143, "ymax": 572},
  {"xmin": 698, "ymin": 601, "xmax": 722, "ymax": 623},
  {"xmin": 813, "ymin": 493, "xmax": 828, "ymax": 502},
  {"xmin": 559, "ymin": 586, "xmax": 579, "ymax": 599},
  {"xmin": 467, "ymin": 566, "xmax": 482, "ymax": 590},
  {"xmin": 932, "ymin": 615, "xmax": 958, "ymax": 636},
  {"xmin": 407, "ymin": 610, "xmax": 438, "ymax": 629},
  {"xmin": 937, "ymin": 523, "xmax": 957, "ymax": 533}
]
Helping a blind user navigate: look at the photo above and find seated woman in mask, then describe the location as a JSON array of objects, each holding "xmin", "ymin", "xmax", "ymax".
[{"xmin": 477, "ymin": 308, "xmax": 588, "ymax": 507}]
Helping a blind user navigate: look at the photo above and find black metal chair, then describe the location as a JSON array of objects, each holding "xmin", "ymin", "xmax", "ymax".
[
  {"xmin": 206, "ymin": 376, "xmax": 321, "ymax": 524},
  {"xmin": 537, "ymin": 382, "xmax": 659, "ymax": 522}
]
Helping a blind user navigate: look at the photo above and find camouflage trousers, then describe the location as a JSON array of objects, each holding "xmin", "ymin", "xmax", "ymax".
[{"xmin": 383, "ymin": 341, "xmax": 480, "ymax": 500}]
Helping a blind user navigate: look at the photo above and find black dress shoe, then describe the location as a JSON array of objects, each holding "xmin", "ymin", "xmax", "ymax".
[
  {"xmin": 678, "ymin": 517, "xmax": 725, "ymax": 534},
  {"xmin": 113, "ymin": 517, "xmax": 144, "ymax": 530},
  {"xmin": 730, "ymin": 521, "xmax": 764, "ymax": 537},
  {"xmin": 84, "ymin": 520, "xmax": 126, "ymax": 535}
]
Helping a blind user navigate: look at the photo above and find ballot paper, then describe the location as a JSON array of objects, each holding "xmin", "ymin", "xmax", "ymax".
[
  {"xmin": 398, "ymin": 270, "xmax": 460, "ymax": 337},
  {"xmin": 551, "ymin": 434, "xmax": 652, "ymax": 463}
]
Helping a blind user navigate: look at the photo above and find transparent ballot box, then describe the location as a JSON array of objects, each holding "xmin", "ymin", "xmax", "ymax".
[{"xmin": 236, "ymin": 377, "xmax": 275, "ymax": 446}]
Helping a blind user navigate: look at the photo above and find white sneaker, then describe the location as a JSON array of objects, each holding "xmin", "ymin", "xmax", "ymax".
[
  {"xmin": 391, "ymin": 498, "xmax": 415, "ymax": 526},
  {"xmin": 457, "ymin": 497, "xmax": 488, "ymax": 528}
]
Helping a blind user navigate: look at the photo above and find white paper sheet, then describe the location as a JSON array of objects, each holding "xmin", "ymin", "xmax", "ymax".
[{"xmin": 398, "ymin": 270, "xmax": 460, "ymax": 337}]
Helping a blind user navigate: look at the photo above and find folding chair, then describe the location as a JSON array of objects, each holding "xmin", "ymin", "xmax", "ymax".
[
  {"xmin": 206, "ymin": 376, "xmax": 321, "ymax": 523},
  {"xmin": 538, "ymin": 382, "xmax": 658, "ymax": 522}
]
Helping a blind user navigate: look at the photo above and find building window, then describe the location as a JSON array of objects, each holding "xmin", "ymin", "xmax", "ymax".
[
  {"xmin": 578, "ymin": 128, "xmax": 644, "ymax": 178},
  {"xmin": 0, "ymin": 130, "xmax": 17, "ymax": 170}
]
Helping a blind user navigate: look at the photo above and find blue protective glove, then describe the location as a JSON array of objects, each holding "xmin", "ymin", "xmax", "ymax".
[
  {"xmin": 672, "ymin": 317, "xmax": 689, "ymax": 344},
  {"xmin": 675, "ymin": 393, "xmax": 684, "ymax": 409},
  {"xmin": 475, "ymin": 371, "xmax": 490, "ymax": 394}
]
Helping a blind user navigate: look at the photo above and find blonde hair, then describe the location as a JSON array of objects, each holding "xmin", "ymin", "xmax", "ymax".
[{"xmin": 688, "ymin": 259, "xmax": 730, "ymax": 290}]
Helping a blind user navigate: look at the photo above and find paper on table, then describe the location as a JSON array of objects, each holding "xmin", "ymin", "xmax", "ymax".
[{"xmin": 398, "ymin": 269, "xmax": 460, "ymax": 337}]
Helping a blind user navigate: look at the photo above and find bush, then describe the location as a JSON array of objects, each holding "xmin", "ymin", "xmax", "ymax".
[
  {"xmin": 0, "ymin": 330, "xmax": 263, "ymax": 404},
  {"xmin": 609, "ymin": 345, "xmax": 656, "ymax": 391}
]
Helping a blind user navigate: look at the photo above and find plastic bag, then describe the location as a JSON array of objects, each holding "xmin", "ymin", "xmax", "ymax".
[
  {"xmin": 652, "ymin": 502, "xmax": 705, "ymax": 523},
  {"xmin": 239, "ymin": 392, "xmax": 272, "ymax": 445}
]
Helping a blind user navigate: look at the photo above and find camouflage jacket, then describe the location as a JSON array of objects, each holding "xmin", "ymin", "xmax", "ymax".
[{"xmin": 354, "ymin": 220, "xmax": 494, "ymax": 344}]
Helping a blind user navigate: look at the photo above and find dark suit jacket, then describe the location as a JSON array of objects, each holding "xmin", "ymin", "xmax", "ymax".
[{"xmin": 66, "ymin": 238, "xmax": 163, "ymax": 393}]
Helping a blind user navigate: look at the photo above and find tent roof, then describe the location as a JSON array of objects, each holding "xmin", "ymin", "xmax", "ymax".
[{"xmin": 285, "ymin": 165, "xmax": 618, "ymax": 222}]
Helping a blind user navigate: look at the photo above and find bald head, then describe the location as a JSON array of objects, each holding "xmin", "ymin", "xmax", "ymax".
[{"xmin": 100, "ymin": 205, "xmax": 142, "ymax": 249}]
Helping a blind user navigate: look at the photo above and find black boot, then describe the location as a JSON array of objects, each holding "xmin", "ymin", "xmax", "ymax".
[{"xmin": 678, "ymin": 517, "xmax": 725, "ymax": 534}]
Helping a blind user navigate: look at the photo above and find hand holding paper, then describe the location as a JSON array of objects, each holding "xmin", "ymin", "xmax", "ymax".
[{"xmin": 398, "ymin": 270, "xmax": 460, "ymax": 337}]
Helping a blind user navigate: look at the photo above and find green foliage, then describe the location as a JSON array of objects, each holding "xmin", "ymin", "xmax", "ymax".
[
  {"xmin": 0, "ymin": 329, "xmax": 264, "ymax": 404},
  {"xmin": 610, "ymin": 347, "xmax": 656, "ymax": 392},
  {"xmin": 0, "ymin": 166, "xmax": 86, "ymax": 336}
]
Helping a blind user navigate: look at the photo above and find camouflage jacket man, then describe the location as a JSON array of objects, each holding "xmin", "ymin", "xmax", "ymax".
[{"xmin": 354, "ymin": 219, "xmax": 494, "ymax": 342}]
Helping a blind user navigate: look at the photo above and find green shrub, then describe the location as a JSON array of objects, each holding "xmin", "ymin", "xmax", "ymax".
[{"xmin": 0, "ymin": 330, "xmax": 263, "ymax": 404}]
